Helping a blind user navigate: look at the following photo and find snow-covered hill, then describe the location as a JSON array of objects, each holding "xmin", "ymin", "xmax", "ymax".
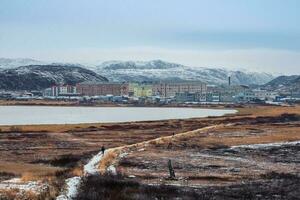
[
  {"xmin": 0, "ymin": 58, "xmax": 275, "ymax": 86},
  {"xmin": 263, "ymin": 75, "xmax": 300, "ymax": 92},
  {"xmin": 0, "ymin": 64, "xmax": 108, "ymax": 90},
  {"xmin": 96, "ymin": 60, "xmax": 274, "ymax": 85}
]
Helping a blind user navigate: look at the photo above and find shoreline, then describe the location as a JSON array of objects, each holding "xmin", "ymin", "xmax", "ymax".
[
  {"xmin": 0, "ymin": 105, "xmax": 299, "ymax": 131},
  {"xmin": 0, "ymin": 99, "xmax": 246, "ymax": 108},
  {"xmin": 0, "ymin": 106, "xmax": 237, "ymax": 127}
]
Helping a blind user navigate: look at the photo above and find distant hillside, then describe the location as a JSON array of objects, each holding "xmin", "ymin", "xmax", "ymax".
[
  {"xmin": 264, "ymin": 75, "xmax": 300, "ymax": 92},
  {"xmin": 0, "ymin": 65, "xmax": 108, "ymax": 90},
  {"xmin": 0, "ymin": 58, "xmax": 276, "ymax": 88},
  {"xmin": 96, "ymin": 60, "xmax": 274, "ymax": 85}
]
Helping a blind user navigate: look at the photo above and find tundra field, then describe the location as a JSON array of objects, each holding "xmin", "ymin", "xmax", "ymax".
[{"xmin": 0, "ymin": 105, "xmax": 299, "ymax": 199}]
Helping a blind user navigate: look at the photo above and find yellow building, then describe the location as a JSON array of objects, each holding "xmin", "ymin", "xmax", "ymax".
[{"xmin": 129, "ymin": 83, "xmax": 153, "ymax": 97}]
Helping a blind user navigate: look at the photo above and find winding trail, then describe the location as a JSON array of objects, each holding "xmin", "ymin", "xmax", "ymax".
[
  {"xmin": 55, "ymin": 123, "xmax": 300, "ymax": 199},
  {"xmin": 55, "ymin": 124, "xmax": 223, "ymax": 200}
]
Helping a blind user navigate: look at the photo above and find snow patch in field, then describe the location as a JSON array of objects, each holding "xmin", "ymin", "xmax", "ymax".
[
  {"xmin": 119, "ymin": 152, "xmax": 129, "ymax": 158},
  {"xmin": 56, "ymin": 151, "xmax": 105, "ymax": 200},
  {"xmin": 230, "ymin": 141, "xmax": 300, "ymax": 149},
  {"xmin": 107, "ymin": 165, "xmax": 117, "ymax": 175},
  {"xmin": 0, "ymin": 178, "xmax": 48, "ymax": 193},
  {"xmin": 84, "ymin": 152, "xmax": 104, "ymax": 175},
  {"xmin": 56, "ymin": 176, "xmax": 81, "ymax": 200}
]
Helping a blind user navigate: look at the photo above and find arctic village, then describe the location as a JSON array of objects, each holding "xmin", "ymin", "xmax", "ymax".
[
  {"xmin": 0, "ymin": 59, "xmax": 299, "ymax": 106},
  {"xmin": 1, "ymin": 0, "xmax": 300, "ymax": 199},
  {"xmin": 0, "ymin": 59, "xmax": 299, "ymax": 200}
]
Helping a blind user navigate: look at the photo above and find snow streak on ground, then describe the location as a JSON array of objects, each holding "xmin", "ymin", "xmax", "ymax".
[
  {"xmin": 107, "ymin": 165, "xmax": 117, "ymax": 175},
  {"xmin": 56, "ymin": 177, "xmax": 81, "ymax": 200},
  {"xmin": 0, "ymin": 178, "xmax": 48, "ymax": 194},
  {"xmin": 56, "ymin": 151, "xmax": 104, "ymax": 200},
  {"xmin": 230, "ymin": 141, "xmax": 300, "ymax": 149},
  {"xmin": 0, "ymin": 145, "xmax": 111, "ymax": 199},
  {"xmin": 84, "ymin": 151, "xmax": 104, "ymax": 175}
]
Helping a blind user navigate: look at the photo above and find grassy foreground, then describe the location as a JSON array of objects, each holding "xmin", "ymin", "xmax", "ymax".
[{"xmin": 0, "ymin": 105, "xmax": 299, "ymax": 199}]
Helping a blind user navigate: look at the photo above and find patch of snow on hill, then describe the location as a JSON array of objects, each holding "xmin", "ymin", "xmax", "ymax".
[{"xmin": 96, "ymin": 60, "xmax": 274, "ymax": 85}]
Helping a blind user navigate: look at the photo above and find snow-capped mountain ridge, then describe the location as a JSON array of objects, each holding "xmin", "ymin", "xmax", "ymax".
[
  {"xmin": 0, "ymin": 58, "xmax": 275, "ymax": 86},
  {"xmin": 96, "ymin": 60, "xmax": 274, "ymax": 85},
  {"xmin": 263, "ymin": 75, "xmax": 300, "ymax": 92},
  {"xmin": 99, "ymin": 59, "xmax": 184, "ymax": 70}
]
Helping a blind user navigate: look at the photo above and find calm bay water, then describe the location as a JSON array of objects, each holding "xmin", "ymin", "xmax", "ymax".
[{"xmin": 0, "ymin": 106, "xmax": 236, "ymax": 125}]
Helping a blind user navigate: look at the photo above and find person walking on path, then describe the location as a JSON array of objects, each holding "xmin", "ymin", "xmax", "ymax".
[{"xmin": 101, "ymin": 146, "xmax": 105, "ymax": 154}]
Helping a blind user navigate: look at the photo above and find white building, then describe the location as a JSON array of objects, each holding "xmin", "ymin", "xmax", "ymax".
[
  {"xmin": 44, "ymin": 85, "xmax": 77, "ymax": 97},
  {"xmin": 253, "ymin": 89, "xmax": 278, "ymax": 101}
]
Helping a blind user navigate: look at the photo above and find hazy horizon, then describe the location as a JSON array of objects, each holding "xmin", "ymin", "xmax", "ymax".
[{"xmin": 1, "ymin": 0, "xmax": 300, "ymax": 74}]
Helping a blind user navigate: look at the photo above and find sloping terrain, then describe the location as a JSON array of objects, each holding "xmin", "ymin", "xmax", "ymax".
[
  {"xmin": 264, "ymin": 75, "xmax": 300, "ymax": 92},
  {"xmin": 96, "ymin": 60, "xmax": 274, "ymax": 85},
  {"xmin": 0, "ymin": 58, "xmax": 275, "ymax": 86},
  {"xmin": 0, "ymin": 65, "xmax": 108, "ymax": 90}
]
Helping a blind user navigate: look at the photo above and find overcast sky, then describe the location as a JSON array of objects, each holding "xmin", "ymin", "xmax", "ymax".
[{"xmin": 0, "ymin": 0, "xmax": 299, "ymax": 74}]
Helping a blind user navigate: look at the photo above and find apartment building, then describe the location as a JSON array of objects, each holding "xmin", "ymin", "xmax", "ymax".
[
  {"xmin": 128, "ymin": 83, "xmax": 153, "ymax": 97},
  {"xmin": 44, "ymin": 85, "xmax": 77, "ymax": 97},
  {"xmin": 153, "ymin": 81, "xmax": 207, "ymax": 97},
  {"xmin": 76, "ymin": 82, "xmax": 129, "ymax": 96}
]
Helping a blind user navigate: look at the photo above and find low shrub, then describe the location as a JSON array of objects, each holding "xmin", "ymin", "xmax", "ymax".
[
  {"xmin": 0, "ymin": 172, "xmax": 17, "ymax": 181},
  {"xmin": 49, "ymin": 154, "xmax": 81, "ymax": 167},
  {"xmin": 9, "ymin": 126, "xmax": 22, "ymax": 132},
  {"xmin": 76, "ymin": 173, "xmax": 201, "ymax": 200},
  {"xmin": 261, "ymin": 171, "xmax": 299, "ymax": 180}
]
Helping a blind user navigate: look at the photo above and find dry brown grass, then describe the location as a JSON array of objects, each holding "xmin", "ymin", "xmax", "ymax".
[
  {"xmin": 143, "ymin": 123, "xmax": 300, "ymax": 150},
  {"xmin": 0, "ymin": 100, "xmax": 77, "ymax": 106},
  {"xmin": 103, "ymin": 108, "xmax": 300, "ymax": 187},
  {"xmin": 236, "ymin": 105, "xmax": 300, "ymax": 117},
  {"xmin": 98, "ymin": 150, "xmax": 119, "ymax": 173},
  {"xmin": 71, "ymin": 166, "xmax": 84, "ymax": 177},
  {"xmin": 0, "ymin": 161, "xmax": 63, "ymax": 182},
  {"xmin": 21, "ymin": 171, "xmax": 55, "ymax": 182},
  {"xmin": 1, "ymin": 105, "xmax": 299, "ymax": 191},
  {"xmin": 0, "ymin": 188, "xmax": 48, "ymax": 200},
  {"xmin": 95, "ymin": 125, "xmax": 221, "ymax": 175},
  {"xmin": 0, "ymin": 189, "xmax": 19, "ymax": 200}
]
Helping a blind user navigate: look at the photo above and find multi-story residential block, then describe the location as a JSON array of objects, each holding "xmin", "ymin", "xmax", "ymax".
[
  {"xmin": 175, "ymin": 92, "xmax": 208, "ymax": 103},
  {"xmin": 175, "ymin": 92, "xmax": 197, "ymax": 102},
  {"xmin": 234, "ymin": 91, "xmax": 255, "ymax": 102},
  {"xmin": 76, "ymin": 82, "xmax": 129, "ymax": 96},
  {"xmin": 206, "ymin": 92, "xmax": 221, "ymax": 102},
  {"xmin": 207, "ymin": 85, "xmax": 255, "ymax": 102},
  {"xmin": 153, "ymin": 81, "xmax": 207, "ymax": 97},
  {"xmin": 44, "ymin": 85, "xmax": 77, "ymax": 97},
  {"xmin": 253, "ymin": 89, "xmax": 278, "ymax": 101},
  {"xmin": 59, "ymin": 85, "xmax": 77, "ymax": 95},
  {"xmin": 129, "ymin": 83, "xmax": 153, "ymax": 97}
]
